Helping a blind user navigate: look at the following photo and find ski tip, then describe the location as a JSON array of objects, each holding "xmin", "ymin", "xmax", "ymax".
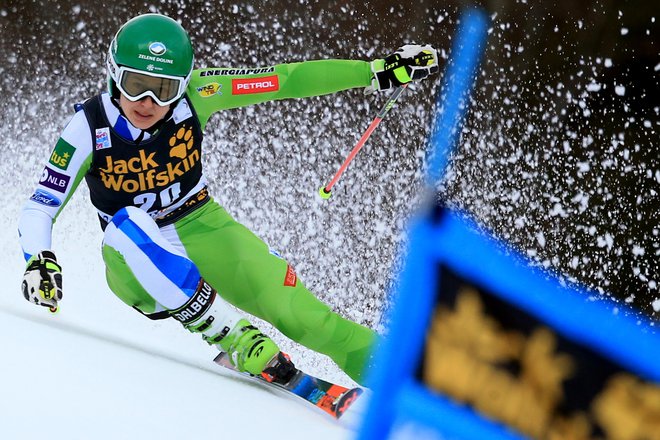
[
  {"xmin": 318, "ymin": 186, "xmax": 332, "ymax": 200},
  {"xmin": 48, "ymin": 305, "xmax": 59, "ymax": 314}
]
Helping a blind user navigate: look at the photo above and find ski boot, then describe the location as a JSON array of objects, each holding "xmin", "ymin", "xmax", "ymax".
[
  {"xmin": 219, "ymin": 319, "xmax": 281, "ymax": 376},
  {"xmin": 169, "ymin": 279, "xmax": 281, "ymax": 377}
]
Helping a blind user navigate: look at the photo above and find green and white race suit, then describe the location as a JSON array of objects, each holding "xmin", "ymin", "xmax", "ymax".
[{"xmin": 19, "ymin": 59, "xmax": 378, "ymax": 383}]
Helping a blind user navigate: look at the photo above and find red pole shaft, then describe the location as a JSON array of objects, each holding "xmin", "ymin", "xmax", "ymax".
[
  {"xmin": 324, "ymin": 116, "xmax": 384, "ymax": 192},
  {"xmin": 322, "ymin": 84, "xmax": 408, "ymax": 194}
]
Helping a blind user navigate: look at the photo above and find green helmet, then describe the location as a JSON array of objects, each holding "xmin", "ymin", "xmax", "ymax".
[{"xmin": 107, "ymin": 14, "xmax": 194, "ymax": 106}]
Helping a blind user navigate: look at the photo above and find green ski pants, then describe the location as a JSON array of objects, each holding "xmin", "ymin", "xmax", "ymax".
[{"xmin": 102, "ymin": 199, "xmax": 377, "ymax": 384}]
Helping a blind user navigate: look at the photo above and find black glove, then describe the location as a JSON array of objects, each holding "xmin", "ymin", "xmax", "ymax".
[
  {"xmin": 367, "ymin": 44, "xmax": 440, "ymax": 93},
  {"xmin": 22, "ymin": 250, "xmax": 63, "ymax": 311}
]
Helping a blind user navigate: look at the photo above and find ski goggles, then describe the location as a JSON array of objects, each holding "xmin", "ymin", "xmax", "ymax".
[{"xmin": 114, "ymin": 66, "xmax": 188, "ymax": 106}]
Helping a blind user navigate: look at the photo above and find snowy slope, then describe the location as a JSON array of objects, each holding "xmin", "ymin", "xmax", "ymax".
[
  {"xmin": 2, "ymin": 3, "xmax": 656, "ymax": 438},
  {"xmin": 0, "ymin": 308, "xmax": 355, "ymax": 440},
  {"xmin": 0, "ymin": 196, "xmax": 358, "ymax": 440}
]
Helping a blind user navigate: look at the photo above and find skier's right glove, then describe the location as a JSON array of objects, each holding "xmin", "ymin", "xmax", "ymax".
[
  {"xmin": 22, "ymin": 250, "xmax": 63, "ymax": 311},
  {"xmin": 366, "ymin": 44, "xmax": 440, "ymax": 94}
]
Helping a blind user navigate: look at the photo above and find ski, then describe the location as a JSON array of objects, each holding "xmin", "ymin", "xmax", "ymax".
[{"xmin": 213, "ymin": 352, "xmax": 363, "ymax": 420}]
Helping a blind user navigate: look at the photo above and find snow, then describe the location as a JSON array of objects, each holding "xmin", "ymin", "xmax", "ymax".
[
  {"xmin": 0, "ymin": 309, "xmax": 346, "ymax": 439},
  {"xmin": 0, "ymin": 1, "xmax": 658, "ymax": 436},
  {"xmin": 0, "ymin": 207, "xmax": 357, "ymax": 439}
]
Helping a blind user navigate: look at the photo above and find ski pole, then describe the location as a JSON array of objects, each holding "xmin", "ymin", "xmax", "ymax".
[{"xmin": 318, "ymin": 83, "xmax": 409, "ymax": 199}]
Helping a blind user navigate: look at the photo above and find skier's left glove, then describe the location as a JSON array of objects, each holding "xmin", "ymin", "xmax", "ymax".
[
  {"xmin": 22, "ymin": 250, "xmax": 63, "ymax": 311},
  {"xmin": 366, "ymin": 44, "xmax": 439, "ymax": 94}
]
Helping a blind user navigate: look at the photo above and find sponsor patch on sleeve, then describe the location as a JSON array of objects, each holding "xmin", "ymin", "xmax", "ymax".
[
  {"xmin": 232, "ymin": 75, "xmax": 280, "ymax": 95},
  {"xmin": 49, "ymin": 139, "xmax": 76, "ymax": 170},
  {"xmin": 39, "ymin": 166, "xmax": 71, "ymax": 193},
  {"xmin": 29, "ymin": 189, "xmax": 62, "ymax": 207},
  {"xmin": 196, "ymin": 82, "xmax": 222, "ymax": 98},
  {"xmin": 200, "ymin": 67, "xmax": 275, "ymax": 77}
]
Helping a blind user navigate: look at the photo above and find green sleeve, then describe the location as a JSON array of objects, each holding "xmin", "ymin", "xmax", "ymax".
[{"xmin": 186, "ymin": 59, "xmax": 373, "ymax": 129}]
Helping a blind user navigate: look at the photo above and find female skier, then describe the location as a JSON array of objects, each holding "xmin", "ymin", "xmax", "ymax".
[{"xmin": 19, "ymin": 13, "xmax": 438, "ymax": 385}]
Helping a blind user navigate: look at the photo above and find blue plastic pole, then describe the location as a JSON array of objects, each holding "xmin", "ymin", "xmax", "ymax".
[
  {"xmin": 357, "ymin": 9, "xmax": 490, "ymax": 440},
  {"xmin": 426, "ymin": 9, "xmax": 490, "ymax": 187}
]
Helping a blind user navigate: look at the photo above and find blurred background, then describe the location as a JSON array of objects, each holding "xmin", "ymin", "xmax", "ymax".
[{"xmin": 0, "ymin": 0, "xmax": 657, "ymax": 328}]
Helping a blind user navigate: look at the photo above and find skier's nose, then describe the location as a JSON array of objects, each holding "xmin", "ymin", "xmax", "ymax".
[{"xmin": 138, "ymin": 96, "xmax": 156, "ymax": 108}]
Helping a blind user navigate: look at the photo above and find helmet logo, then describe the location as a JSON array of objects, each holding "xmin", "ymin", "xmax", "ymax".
[{"xmin": 149, "ymin": 42, "xmax": 167, "ymax": 56}]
